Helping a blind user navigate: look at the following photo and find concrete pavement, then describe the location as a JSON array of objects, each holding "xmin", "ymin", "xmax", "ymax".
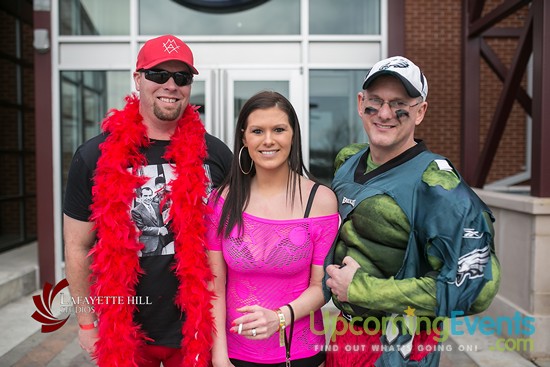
[
  {"xmin": 0, "ymin": 244, "xmax": 546, "ymax": 367},
  {"xmin": 0, "ymin": 295, "xmax": 542, "ymax": 367}
]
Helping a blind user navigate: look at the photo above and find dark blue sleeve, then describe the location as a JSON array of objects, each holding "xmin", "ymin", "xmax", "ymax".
[{"xmin": 421, "ymin": 182, "xmax": 495, "ymax": 316}]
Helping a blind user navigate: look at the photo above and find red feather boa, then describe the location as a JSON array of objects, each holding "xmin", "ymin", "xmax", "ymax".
[{"xmin": 89, "ymin": 94, "xmax": 214, "ymax": 366}]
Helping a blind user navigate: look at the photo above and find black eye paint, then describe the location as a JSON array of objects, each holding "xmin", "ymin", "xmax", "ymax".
[
  {"xmin": 364, "ymin": 107, "xmax": 378, "ymax": 115},
  {"xmin": 395, "ymin": 109, "xmax": 409, "ymax": 120}
]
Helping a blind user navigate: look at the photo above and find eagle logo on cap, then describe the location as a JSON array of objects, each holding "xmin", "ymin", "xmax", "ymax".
[
  {"xmin": 163, "ymin": 39, "xmax": 180, "ymax": 54},
  {"xmin": 380, "ymin": 60, "xmax": 409, "ymax": 71}
]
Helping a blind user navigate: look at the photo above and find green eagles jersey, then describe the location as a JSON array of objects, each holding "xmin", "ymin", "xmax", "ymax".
[{"xmin": 326, "ymin": 142, "xmax": 500, "ymax": 318}]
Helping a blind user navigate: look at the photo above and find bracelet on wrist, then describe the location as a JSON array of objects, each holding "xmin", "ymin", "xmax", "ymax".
[
  {"xmin": 79, "ymin": 320, "xmax": 98, "ymax": 330},
  {"xmin": 275, "ymin": 308, "xmax": 286, "ymax": 347}
]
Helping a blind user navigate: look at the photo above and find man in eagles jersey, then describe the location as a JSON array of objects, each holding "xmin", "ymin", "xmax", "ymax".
[{"xmin": 325, "ymin": 56, "xmax": 501, "ymax": 367}]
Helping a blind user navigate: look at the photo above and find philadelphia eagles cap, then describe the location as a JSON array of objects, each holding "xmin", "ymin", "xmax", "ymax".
[
  {"xmin": 362, "ymin": 56, "xmax": 428, "ymax": 101},
  {"xmin": 136, "ymin": 34, "xmax": 198, "ymax": 74}
]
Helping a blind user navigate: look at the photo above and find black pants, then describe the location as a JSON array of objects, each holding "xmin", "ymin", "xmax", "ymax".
[{"xmin": 230, "ymin": 351, "xmax": 325, "ymax": 367}]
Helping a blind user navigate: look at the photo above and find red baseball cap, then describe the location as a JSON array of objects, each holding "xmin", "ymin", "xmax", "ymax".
[{"xmin": 136, "ymin": 35, "xmax": 198, "ymax": 74}]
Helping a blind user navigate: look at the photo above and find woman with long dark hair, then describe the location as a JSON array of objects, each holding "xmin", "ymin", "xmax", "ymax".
[{"xmin": 207, "ymin": 91, "xmax": 339, "ymax": 367}]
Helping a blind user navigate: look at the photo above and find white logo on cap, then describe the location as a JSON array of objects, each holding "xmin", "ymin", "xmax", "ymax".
[
  {"xmin": 163, "ymin": 39, "xmax": 180, "ymax": 54},
  {"xmin": 380, "ymin": 59, "xmax": 409, "ymax": 71}
]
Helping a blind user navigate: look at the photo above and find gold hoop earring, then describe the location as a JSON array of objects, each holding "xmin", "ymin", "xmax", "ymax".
[{"xmin": 238, "ymin": 146, "xmax": 254, "ymax": 175}]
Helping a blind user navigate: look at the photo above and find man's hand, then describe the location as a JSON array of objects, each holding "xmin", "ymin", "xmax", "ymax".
[
  {"xmin": 326, "ymin": 256, "xmax": 361, "ymax": 302},
  {"xmin": 78, "ymin": 327, "xmax": 98, "ymax": 355}
]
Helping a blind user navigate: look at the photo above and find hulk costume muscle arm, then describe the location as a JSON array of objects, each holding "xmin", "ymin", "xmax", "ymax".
[
  {"xmin": 346, "ymin": 252, "xmax": 500, "ymax": 316},
  {"xmin": 332, "ymin": 147, "xmax": 500, "ymax": 317}
]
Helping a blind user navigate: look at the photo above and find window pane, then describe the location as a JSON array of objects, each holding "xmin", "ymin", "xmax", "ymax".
[
  {"xmin": 60, "ymin": 71, "xmax": 128, "ymax": 201},
  {"xmin": 139, "ymin": 0, "xmax": 299, "ymax": 36},
  {"xmin": 0, "ymin": 200, "xmax": 23, "ymax": 246},
  {"xmin": 59, "ymin": 0, "xmax": 130, "ymax": 35},
  {"xmin": 0, "ymin": 59, "xmax": 18, "ymax": 105},
  {"xmin": 309, "ymin": 70, "xmax": 367, "ymax": 185},
  {"xmin": 190, "ymin": 81, "xmax": 206, "ymax": 124},
  {"xmin": 0, "ymin": 153, "xmax": 21, "ymax": 197},
  {"xmin": 0, "ymin": 106, "xmax": 18, "ymax": 151},
  {"xmin": 0, "ymin": 10, "xmax": 16, "ymax": 57},
  {"xmin": 234, "ymin": 81, "xmax": 289, "ymax": 124},
  {"xmin": 0, "ymin": 8, "xmax": 36, "ymax": 252},
  {"xmin": 310, "ymin": 0, "xmax": 380, "ymax": 35}
]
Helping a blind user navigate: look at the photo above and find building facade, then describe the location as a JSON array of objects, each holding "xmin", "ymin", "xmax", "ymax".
[
  {"xmin": 1, "ymin": 0, "xmax": 542, "ymax": 294},
  {"xmin": 3, "ymin": 0, "xmax": 550, "ymax": 362}
]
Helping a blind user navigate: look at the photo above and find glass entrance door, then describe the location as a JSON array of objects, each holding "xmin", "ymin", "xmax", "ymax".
[{"xmin": 193, "ymin": 69, "xmax": 303, "ymax": 152}]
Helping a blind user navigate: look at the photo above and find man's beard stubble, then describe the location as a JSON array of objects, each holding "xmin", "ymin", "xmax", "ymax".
[{"xmin": 153, "ymin": 103, "xmax": 182, "ymax": 122}]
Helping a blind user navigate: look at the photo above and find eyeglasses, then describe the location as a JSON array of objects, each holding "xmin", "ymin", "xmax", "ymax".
[
  {"xmin": 141, "ymin": 69, "xmax": 193, "ymax": 87},
  {"xmin": 364, "ymin": 97, "xmax": 421, "ymax": 114}
]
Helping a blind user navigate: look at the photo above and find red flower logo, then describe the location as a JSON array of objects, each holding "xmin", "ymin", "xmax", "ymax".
[{"xmin": 31, "ymin": 278, "xmax": 70, "ymax": 333}]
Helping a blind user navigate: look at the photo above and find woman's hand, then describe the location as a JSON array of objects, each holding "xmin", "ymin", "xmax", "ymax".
[{"xmin": 229, "ymin": 305, "xmax": 280, "ymax": 340}]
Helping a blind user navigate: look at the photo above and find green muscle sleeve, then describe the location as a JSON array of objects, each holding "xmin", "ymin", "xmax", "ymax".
[
  {"xmin": 347, "ymin": 269, "xmax": 438, "ymax": 316},
  {"xmin": 346, "ymin": 254, "xmax": 501, "ymax": 317}
]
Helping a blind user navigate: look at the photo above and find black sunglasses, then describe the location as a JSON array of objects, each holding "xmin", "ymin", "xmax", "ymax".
[{"xmin": 141, "ymin": 69, "xmax": 194, "ymax": 87}]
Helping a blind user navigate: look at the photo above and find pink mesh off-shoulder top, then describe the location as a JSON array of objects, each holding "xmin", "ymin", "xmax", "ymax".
[{"xmin": 206, "ymin": 195, "xmax": 340, "ymax": 363}]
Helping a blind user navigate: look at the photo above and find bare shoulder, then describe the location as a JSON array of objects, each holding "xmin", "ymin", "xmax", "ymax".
[{"xmin": 309, "ymin": 183, "xmax": 338, "ymax": 217}]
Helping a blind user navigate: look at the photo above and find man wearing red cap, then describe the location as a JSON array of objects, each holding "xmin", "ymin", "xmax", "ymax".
[{"xmin": 64, "ymin": 35, "xmax": 232, "ymax": 367}]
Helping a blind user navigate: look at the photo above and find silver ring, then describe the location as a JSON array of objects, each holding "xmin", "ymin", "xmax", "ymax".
[{"xmin": 251, "ymin": 328, "xmax": 257, "ymax": 337}]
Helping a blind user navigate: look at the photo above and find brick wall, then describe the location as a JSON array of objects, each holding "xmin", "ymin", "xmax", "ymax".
[{"xmin": 406, "ymin": 0, "xmax": 529, "ymax": 184}]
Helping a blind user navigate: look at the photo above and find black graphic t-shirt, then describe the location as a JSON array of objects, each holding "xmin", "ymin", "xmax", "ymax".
[{"xmin": 63, "ymin": 132, "xmax": 232, "ymax": 347}]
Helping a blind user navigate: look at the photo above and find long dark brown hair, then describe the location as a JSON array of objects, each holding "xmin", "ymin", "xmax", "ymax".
[{"xmin": 214, "ymin": 90, "xmax": 313, "ymax": 238}]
